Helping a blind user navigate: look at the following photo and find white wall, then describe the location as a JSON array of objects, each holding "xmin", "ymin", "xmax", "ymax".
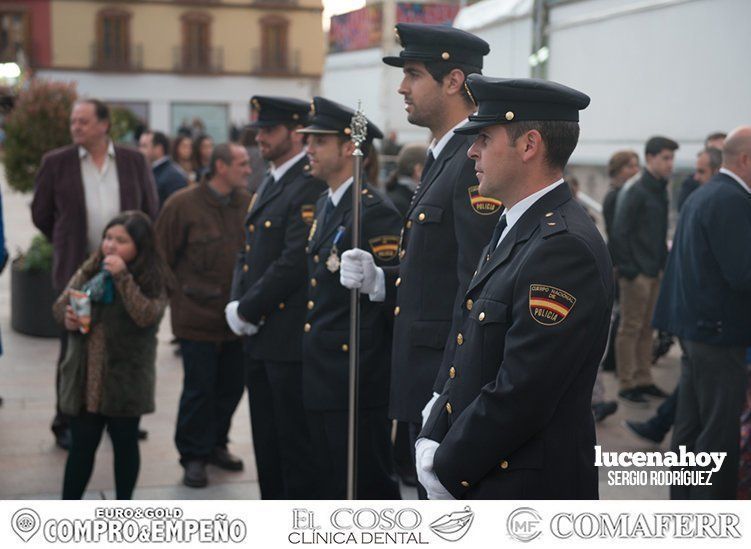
[
  {"xmin": 548, "ymin": 0, "xmax": 751, "ymax": 167},
  {"xmin": 36, "ymin": 70, "xmax": 319, "ymax": 138},
  {"xmin": 321, "ymin": 48, "xmax": 430, "ymax": 145}
]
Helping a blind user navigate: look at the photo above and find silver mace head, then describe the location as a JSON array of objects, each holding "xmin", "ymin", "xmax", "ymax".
[{"xmin": 350, "ymin": 101, "xmax": 367, "ymax": 155}]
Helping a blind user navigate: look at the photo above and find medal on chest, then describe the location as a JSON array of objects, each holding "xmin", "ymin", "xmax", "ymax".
[{"xmin": 327, "ymin": 226, "xmax": 346, "ymax": 273}]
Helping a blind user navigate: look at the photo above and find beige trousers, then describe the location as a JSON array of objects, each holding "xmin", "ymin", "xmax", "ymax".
[{"xmin": 616, "ymin": 274, "xmax": 660, "ymax": 390}]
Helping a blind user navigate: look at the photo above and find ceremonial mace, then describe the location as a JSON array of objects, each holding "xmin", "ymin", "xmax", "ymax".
[{"xmin": 347, "ymin": 103, "xmax": 368, "ymax": 500}]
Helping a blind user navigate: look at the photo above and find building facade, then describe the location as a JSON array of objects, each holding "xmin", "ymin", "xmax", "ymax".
[{"xmin": 14, "ymin": 0, "xmax": 325, "ymax": 140}]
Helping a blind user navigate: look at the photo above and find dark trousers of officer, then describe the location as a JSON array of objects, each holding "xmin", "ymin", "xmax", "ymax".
[
  {"xmin": 175, "ymin": 339, "xmax": 245, "ymax": 464},
  {"xmin": 671, "ymin": 340, "xmax": 747, "ymax": 499},
  {"xmin": 306, "ymin": 406, "xmax": 401, "ymax": 500},
  {"xmin": 246, "ymin": 358, "xmax": 319, "ymax": 499}
]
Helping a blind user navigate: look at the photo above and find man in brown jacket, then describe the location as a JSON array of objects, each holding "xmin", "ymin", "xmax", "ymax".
[
  {"xmin": 31, "ymin": 99, "xmax": 159, "ymax": 450},
  {"xmin": 155, "ymin": 143, "xmax": 251, "ymax": 488}
]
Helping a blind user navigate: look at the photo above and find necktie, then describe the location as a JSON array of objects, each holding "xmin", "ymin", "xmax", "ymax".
[
  {"xmin": 258, "ymin": 173, "xmax": 275, "ymax": 201},
  {"xmin": 486, "ymin": 214, "xmax": 508, "ymax": 261},
  {"xmin": 408, "ymin": 151, "xmax": 436, "ymax": 211},
  {"xmin": 421, "ymin": 151, "xmax": 435, "ymax": 183},
  {"xmin": 321, "ymin": 197, "xmax": 335, "ymax": 228}
]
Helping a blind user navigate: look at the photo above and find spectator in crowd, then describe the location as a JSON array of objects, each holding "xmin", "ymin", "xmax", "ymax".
[
  {"xmin": 600, "ymin": 150, "xmax": 640, "ymax": 375},
  {"xmin": 31, "ymin": 98, "xmax": 159, "ymax": 450},
  {"xmin": 138, "ymin": 131, "xmax": 188, "ymax": 209},
  {"xmin": 155, "ymin": 143, "xmax": 250, "ymax": 488},
  {"xmin": 694, "ymin": 146, "xmax": 723, "ymax": 185},
  {"xmin": 676, "ymin": 132, "xmax": 726, "ymax": 211},
  {"xmin": 652, "ymin": 125, "xmax": 751, "ymax": 499},
  {"xmin": 603, "ymin": 150, "xmax": 640, "ymax": 244},
  {"xmin": 623, "ymin": 144, "xmax": 724, "ymax": 444},
  {"xmin": 611, "ymin": 136, "xmax": 677, "ymax": 406},
  {"xmin": 53, "ymin": 211, "xmax": 168, "ymax": 499},
  {"xmin": 192, "ymin": 134, "xmax": 214, "ymax": 183},
  {"xmin": 172, "ymin": 135, "xmax": 195, "ymax": 183},
  {"xmin": 239, "ymin": 125, "xmax": 267, "ymax": 193},
  {"xmin": 385, "ymin": 142, "xmax": 427, "ymax": 217}
]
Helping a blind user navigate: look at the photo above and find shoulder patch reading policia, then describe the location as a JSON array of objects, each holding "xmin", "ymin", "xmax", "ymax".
[
  {"xmin": 529, "ymin": 284, "xmax": 576, "ymax": 326},
  {"xmin": 301, "ymin": 204, "xmax": 315, "ymax": 225},
  {"xmin": 368, "ymin": 235, "xmax": 400, "ymax": 261},
  {"xmin": 468, "ymin": 185, "xmax": 502, "ymax": 215}
]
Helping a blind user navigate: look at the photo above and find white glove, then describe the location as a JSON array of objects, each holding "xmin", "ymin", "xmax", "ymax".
[
  {"xmin": 224, "ymin": 301, "xmax": 259, "ymax": 337},
  {"xmin": 421, "ymin": 392, "xmax": 441, "ymax": 427},
  {"xmin": 415, "ymin": 438, "xmax": 454, "ymax": 500},
  {"xmin": 340, "ymin": 248, "xmax": 384, "ymax": 299}
]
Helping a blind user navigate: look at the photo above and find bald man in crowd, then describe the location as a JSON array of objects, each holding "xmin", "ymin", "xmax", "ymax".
[{"xmin": 653, "ymin": 126, "xmax": 751, "ymax": 499}]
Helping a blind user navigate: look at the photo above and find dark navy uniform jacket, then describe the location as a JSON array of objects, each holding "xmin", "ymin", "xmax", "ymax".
[
  {"xmin": 421, "ymin": 183, "xmax": 614, "ymax": 499},
  {"xmin": 231, "ymin": 155, "xmax": 326, "ymax": 362},
  {"xmin": 653, "ymin": 171, "xmax": 751, "ymax": 346},
  {"xmin": 303, "ymin": 183, "xmax": 402, "ymax": 411},
  {"xmin": 384, "ymin": 132, "xmax": 501, "ymax": 424}
]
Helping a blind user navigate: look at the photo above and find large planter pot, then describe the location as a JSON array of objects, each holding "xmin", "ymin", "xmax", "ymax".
[{"xmin": 10, "ymin": 258, "xmax": 59, "ymax": 338}]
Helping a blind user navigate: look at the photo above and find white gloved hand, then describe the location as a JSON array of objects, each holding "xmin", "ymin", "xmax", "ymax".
[
  {"xmin": 421, "ymin": 392, "xmax": 441, "ymax": 427},
  {"xmin": 224, "ymin": 301, "xmax": 258, "ymax": 337},
  {"xmin": 415, "ymin": 438, "xmax": 454, "ymax": 500},
  {"xmin": 340, "ymin": 248, "xmax": 380, "ymax": 295}
]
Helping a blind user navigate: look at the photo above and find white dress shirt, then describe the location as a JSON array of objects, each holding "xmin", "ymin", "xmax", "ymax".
[
  {"xmin": 495, "ymin": 179, "xmax": 565, "ymax": 249},
  {"xmin": 270, "ymin": 150, "xmax": 307, "ymax": 183},
  {"xmin": 79, "ymin": 141, "xmax": 120, "ymax": 254},
  {"xmin": 328, "ymin": 176, "xmax": 353, "ymax": 206},
  {"xmin": 429, "ymin": 118, "xmax": 469, "ymax": 160}
]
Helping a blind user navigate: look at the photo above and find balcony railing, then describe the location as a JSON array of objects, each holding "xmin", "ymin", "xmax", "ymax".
[
  {"xmin": 251, "ymin": 48, "xmax": 301, "ymax": 76},
  {"xmin": 90, "ymin": 43, "xmax": 143, "ymax": 71},
  {"xmin": 173, "ymin": 46, "xmax": 224, "ymax": 74}
]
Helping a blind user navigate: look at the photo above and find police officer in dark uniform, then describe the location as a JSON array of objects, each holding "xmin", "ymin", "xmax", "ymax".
[
  {"xmin": 417, "ymin": 76, "xmax": 613, "ymax": 499},
  {"xmin": 226, "ymin": 96, "xmax": 326, "ymax": 499},
  {"xmin": 298, "ymin": 97, "xmax": 402, "ymax": 499},
  {"xmin": 340, "ymin": 24, "xmax": 501, "ymax": 497}
]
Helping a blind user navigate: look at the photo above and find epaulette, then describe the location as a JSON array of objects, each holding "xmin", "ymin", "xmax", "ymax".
[
  {"xmin": 540, "ymin": 210, "xmax": 568, "ymax": 238},
  {"xmin": 361, "ymin": 185, "xmax": 384, "ymax": 207}
]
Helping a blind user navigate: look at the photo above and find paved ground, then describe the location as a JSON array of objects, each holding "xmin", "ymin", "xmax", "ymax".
[{"xmin": 0, "ymin": 170, "xmax": 676, "ymax": 500}]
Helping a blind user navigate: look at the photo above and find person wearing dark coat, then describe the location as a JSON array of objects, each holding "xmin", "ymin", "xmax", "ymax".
[
  {"xmin": 226, "ymin": 96, "xmax": 326, "ymax": 499},
  {"xmin": 138, "ymin": 130, "xmax": 188, "ymax": 209},
  {"xmin": 297, "ymin": 97, "xmax": 402, "ymax": 499},
  {"xmin": 610, "ymin": 136, "xmax": 677, "ymax": 406},
  {"xmin": 416, "ymin": 76, "xmax": 612, "ymax": 500},
  {"xmin": 340, "ymin": 24, "xmax": 501, "ymax": 499},
  {"xmin": 652, "ymin": 126, "xmax": 751, "ymax": 499}
]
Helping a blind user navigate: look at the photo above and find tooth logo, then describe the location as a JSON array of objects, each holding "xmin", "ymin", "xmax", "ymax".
[
  {"xmin": 11, "ymin": 508, "xmax": 41, "ymax": 542},
  {"xmin": 430, "ymin": 506, "xmax": 475, "ymax": 542}
]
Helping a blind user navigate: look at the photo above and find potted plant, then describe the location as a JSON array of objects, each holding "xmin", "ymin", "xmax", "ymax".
[
  {"xmin": 3, "ymin": 79, "xmax": 78, "ymax": 337},
  {"xmin": 10, "ymin": 235, "xmax": 58, "ymax": 336}
]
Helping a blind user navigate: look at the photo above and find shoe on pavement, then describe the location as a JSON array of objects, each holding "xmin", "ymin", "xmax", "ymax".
[
  {"xmin": 638, "ymin": 384, "xmax": 669, "ymax": 399},
  {"xmin": 592, "ymin": 401, "xmax": 618, "ymax": 422},
  {"xmin": 623, "ymin": 420, "xmax": 664, "ymax": 444},
  {"xmin": 209, "ymin": 447, "xmax": 244, "ymax": 472},
  {"xmin": 182, "ymin": 460, "xmax": 208, "ymax": 488},
  {"xmin": 618, "ymin": 388, "xmax": 648, "ymax": 408}
]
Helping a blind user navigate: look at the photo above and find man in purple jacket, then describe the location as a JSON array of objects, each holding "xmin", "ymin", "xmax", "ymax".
[{"xmin": 31, "ymin": 98, "xmax": 158, "ymax": 449}]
